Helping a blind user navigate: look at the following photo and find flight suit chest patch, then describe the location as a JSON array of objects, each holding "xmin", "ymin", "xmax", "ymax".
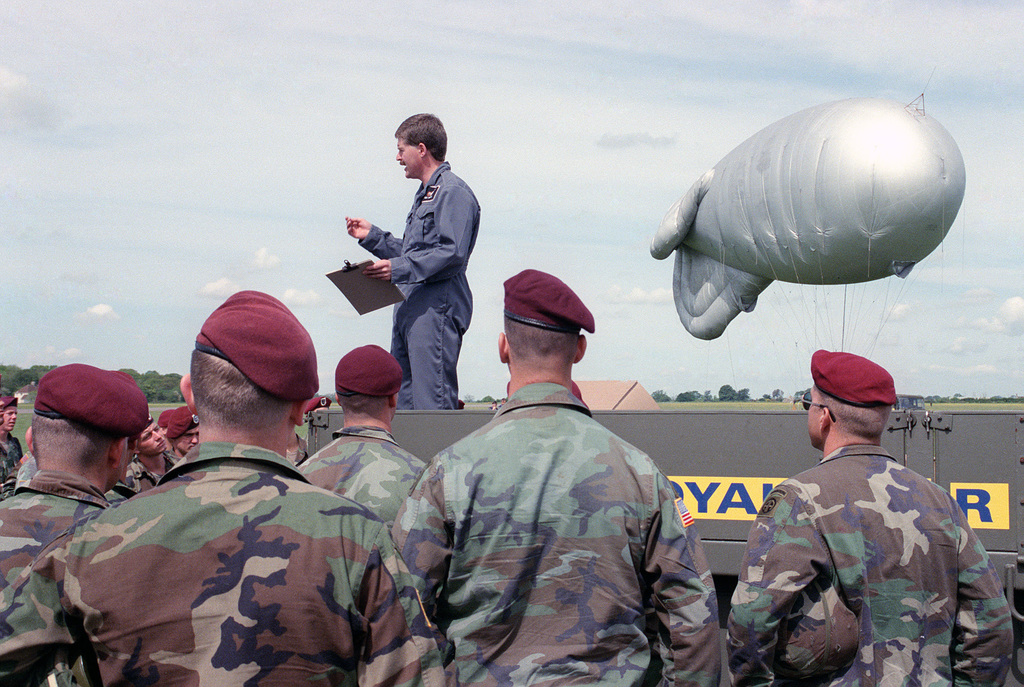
[{"xmin": 421, "ymin": 185, "xmax": 440, "ymax": 202}]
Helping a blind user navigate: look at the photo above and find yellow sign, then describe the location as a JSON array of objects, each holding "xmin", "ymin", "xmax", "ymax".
[
  {"xmin": 669, "ymin": 477, "xmax": 1011, "ymax": 530},
  {"xmin": 949, "ymin": 482, "xmax": 1010, "ymax": 530},
  {"xmin": 668, "ymin": 477, "xmax": 785, "ymax": 521}
]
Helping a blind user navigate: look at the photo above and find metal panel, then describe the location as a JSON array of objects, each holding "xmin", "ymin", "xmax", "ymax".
[{"xmin": 307, "ymin": 406, "xmax": 1023, "ymax": 684}]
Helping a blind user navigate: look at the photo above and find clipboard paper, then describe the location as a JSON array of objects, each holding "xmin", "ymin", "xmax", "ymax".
[{"xmin": 326, "ymin": 261, "xmax": 405, "ymax": 315}]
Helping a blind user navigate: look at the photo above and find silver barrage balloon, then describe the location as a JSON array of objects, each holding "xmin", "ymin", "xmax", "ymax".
[{"xmin": 651, "ymin": 97, "xmax": 965, "ymax": 340}]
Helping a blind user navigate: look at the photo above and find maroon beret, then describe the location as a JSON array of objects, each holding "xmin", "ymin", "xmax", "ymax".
[
  {"xmin": 34, "ymin": 364, "xmax": 150, "ymax": 437},
  {"xmin": 0, "ymin": 396, "xmax": 16, "ymax": 411},
  {"xmin": 158, "ymin": 408, "xmax": 175, "ymax": 429},
  {"xmin": 335, "ymin": 345, "xmax": 402, "ymax": 397},
  {"xmin": 504, "ymin": 269, "xmax": 594, "ymax": 334},
  {"xmin": 165, "ymin": 405, "xmax": 199, "ymax": 440},
  {"xmin": 196, "ymin": 290, "xmax": 318, "ymax": 401},
  {"xmin": 304, "ymin": 396, "xmax": 332, "ymax": 414},
  {"xmin": 811, "ymin": 350, "xmax": 897, "ymax": 407}
]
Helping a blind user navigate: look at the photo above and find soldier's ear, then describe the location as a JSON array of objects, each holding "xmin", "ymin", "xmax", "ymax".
[
  {"xmin": 287, "ymin": 399, "xmax": 305, "ymax": 428},
  {"xmin": 181, "ymin": 374, "xmax": 196, "ymax": 414},
  {"xmin": 498, "ymin": 332, "xmax": 511, "ymax": 364},
  {"xmin": 573, "ymin": 335, "xmax": 587, "ymax": 364}
]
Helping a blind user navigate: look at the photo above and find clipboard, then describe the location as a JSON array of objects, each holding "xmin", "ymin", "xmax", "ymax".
[{"xmin": 326, "ymin": 260, "xmax": 405, "ymax": 315}]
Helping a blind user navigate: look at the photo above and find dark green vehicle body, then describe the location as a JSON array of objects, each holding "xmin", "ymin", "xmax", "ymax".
[{"xmin": 308, "ymin": 407, "xmax": 1024, "ymax": 684}]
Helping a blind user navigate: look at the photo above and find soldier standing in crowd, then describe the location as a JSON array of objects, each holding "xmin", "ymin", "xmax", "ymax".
[
  {"xmin": 728, "ymin": 350, "xmax": 1013, "ymax": 685},
  {"xmin": 301, "ymin": 344, "xmax": 424, "ymax": 526},
  {"xmin": 120, "ymin": 414, "xmax": 178, "ymax": 494},
  {"xmin": 161, "ymin": 404, "xmax": 199, "ymax": 457},
  {"xmin": 0, "ymin": 290, "xmax": 451, "ymax": 686},
  {"xmin": 346, "ymin": 113, "xmax": 481, "ymax": 410},
  {"xmin": 394, "ymin": 269, "xmax": 721, "ymax": 687},
  {"xmin": 0, "ymin": 397, "xmax": 22, "ymax": 499},
  {"xmin": 0, "ymin": 365, "xmax": 149, "ymax": 587}
]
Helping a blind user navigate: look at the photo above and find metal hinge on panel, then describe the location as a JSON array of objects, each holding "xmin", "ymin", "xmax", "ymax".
[
  {"xmin": 308, "ymin": 409, "xmax": 331, "ymax": 430},
  {"xmin": 922, "ymin": 410, "xmax": 952, "ymax": 439},
  {"xmin": 887, "ymin": 410, "xmax": 915, "ymax": 436}
]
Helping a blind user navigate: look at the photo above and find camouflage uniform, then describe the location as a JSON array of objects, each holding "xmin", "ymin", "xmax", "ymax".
[
  {"xmin": 394, "ymin": 383, "xmax": 721, "ymax": 687},
  {"xmin": 0, "ymin": 441, "xmax": 452, "ymax": 687},
  {"xmin": 728, "ymin": 444, "xmax": 1013, "ymax": 686},
  {"xmin": 0, "ymin": 470, "xmax": 107, "ymax": 587},
  {"xmin": 121, "ymin": 450, "xmax": 178, "ymax": 494},
  {"xmin": 285, "ymin": 433, "xmax": 308, "ymax": 466},
  {"xmin": 0, "ymin": 435, "xmax": 23, "ymax": 500},
  {"xmin": 300, "ymin": 425, "xmax": 424, "ymax": 525}
]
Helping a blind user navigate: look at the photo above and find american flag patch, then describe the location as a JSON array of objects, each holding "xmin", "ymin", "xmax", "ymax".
[{"xmin": 675, "ymin": 498, "xmax": 695, "ymax": 527}]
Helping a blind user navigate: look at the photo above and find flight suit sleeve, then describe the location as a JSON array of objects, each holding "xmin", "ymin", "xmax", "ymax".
[
  {"xmin": 392, "ymin": 458, "xmax": 453, "ymax": 626},
  {"xmin": 360, "ymin": 224, "xmax": 406, "ymax": 260},
  {"xmin": 388, "ymin": 184, "xmax": 478, "ymax": 285},
  {"xmin": 950, "ymin": 507, "xmax": 1013, "ymax": 685},
  {"xmin": 644, "ymin": 472, "xmax": 721, "ymax": 687},
  {"xmin": 727, "ymin": 483, "xmax": 829, "ymax": 687}
]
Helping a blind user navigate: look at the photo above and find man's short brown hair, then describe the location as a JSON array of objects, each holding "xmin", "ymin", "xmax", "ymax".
[{"xmin": 396, "ymin": 114, "xmax": 447, "ymax": 162}]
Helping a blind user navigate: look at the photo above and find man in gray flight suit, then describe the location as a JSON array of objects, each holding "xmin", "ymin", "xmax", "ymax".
[{"xmin": 345, "ymin": 113, "xmax": 480, "ymax": 410}]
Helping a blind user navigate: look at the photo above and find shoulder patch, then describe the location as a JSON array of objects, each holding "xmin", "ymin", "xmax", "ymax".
[
  {"xmin": 758, "ymin": 487, "xmax": 788, "ymax": 518},
  {"xmin": 674, "ymin": 497, "xmax": 695, "ymax": 528},
  {"xmin": 422, "ymin": 185, "xmax": 440, "ymax": 202}
]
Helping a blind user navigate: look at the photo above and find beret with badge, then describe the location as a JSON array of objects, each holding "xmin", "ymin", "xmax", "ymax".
[
  {"xmin": 503, "ymin": 269, "xmax": 595, "ymax": 334},
  {"xmin": 811, "ymin": 349, "xmax": 897, "ymax": 407},
  {"xmin": 164, "ymin": 405, "xmax": 199, "ymax": 440},
  {"xmin": 34, "ymin": 364, "xmax": 150, "ymax": 437}
]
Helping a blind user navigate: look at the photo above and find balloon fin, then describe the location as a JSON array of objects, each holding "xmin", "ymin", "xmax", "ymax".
[
  {"xmin": 672, "ymin": 246, "xmax": 772, "ymax": 340},
  {"xmin": 891, "ymin": 261, "xmax": 915, "ymax": 278}
]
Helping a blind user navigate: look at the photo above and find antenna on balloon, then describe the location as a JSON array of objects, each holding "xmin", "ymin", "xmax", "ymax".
[{"xmin": 907, "ymin": 67, "xmax": 937, "ymax": 116}]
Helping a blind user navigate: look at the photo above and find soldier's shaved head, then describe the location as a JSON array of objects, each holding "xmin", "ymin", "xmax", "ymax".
[
  {"xmin": 503, "ymin": 318, "xmax": 579, "ymax": 368},
  {"xmin": 822, "ymin": 396, "xmax": 889, "ymax": 442},
  {"xmin": 31, "ymin": 415, "xmax": 117, "ymax": 472},
  {"xmin": 190, "ymin": 350, "xmax": 291, "ymax": 430}
]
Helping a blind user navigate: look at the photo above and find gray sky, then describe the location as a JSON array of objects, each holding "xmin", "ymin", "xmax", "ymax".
[{"xmin": 2, "ymin": 1, "xmax": 1022, "ymax": 400}]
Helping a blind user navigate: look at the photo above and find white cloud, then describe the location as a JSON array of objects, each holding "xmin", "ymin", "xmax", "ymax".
[
  {"xmin": 960, "ymin": 296, "xmax": 1024, "ymax": 336},
  {"xmin": 281, "ymin": 289, "xmax": 321, "ymax": 307},
  {"xmin": 606, "ymin": 285, "xmax": 673, "ymax": 304},
  {"xmin": 596, "ymin": 133, "xmax": 675, "ymax": 149},
  {"xmin": 38, "ymin": 345, "xmax": 84, "ymax": 361},
  {"xmin": 956, "ymin": 288, "xmax": 997, "ymax": 306},
  {"xmin": 75, "ymin": 304, "xmax": 119, "ymax": 323},
  {"xmin": 927, "ymin": 363, "xmax": 999, "ymax": 376},
  {"xmin": 0, "ymin": 66, "xmax": 59, "ymax": 132},
  {"xmin": 947, "ymin": 336, "xmax": 987, "ymax": 354},
  {"xmin": 199, "ymin": 278, "xmax": 241, "ymax": 299},
  {"xmin": 886, "ymin": 303, "xmax": 913, "ymax": 321},
  {"xmin": 997, "ymin": 296, "xmax": 1024, "ymax": 335},
  {"xmin": 253, "ymin": 247, "xmax": 281, "ymax": 269}
]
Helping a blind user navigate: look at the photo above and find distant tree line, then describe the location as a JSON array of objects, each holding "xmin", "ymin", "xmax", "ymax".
[
  {"xmin": 1, "ymin": 364, "xmax": 183, "ymax": 404},
  {"xmin": 651, "ymin": 385, "xmax": 785, "ymax": 403},
  {"xmin": 650, "ymin": 386, "xmax": 1022, "ymax": 404}
]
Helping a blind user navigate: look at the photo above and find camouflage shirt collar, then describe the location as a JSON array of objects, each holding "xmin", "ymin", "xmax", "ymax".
[
  {"xmin": 19, "ymin": 469, "xmax": 109, "ymax": 509},
  {"xmin": 496, "ymin": 382, "xmax": 592, "ymax": 419},
  {"xmin": 333, "ymin": 425, "xmax": 399, "ymax": 445},
  {"xmin": 821, "ymin": 443, "xmax": 895, "ymax": 465},
  {"xmin": 162, "ymin": 441, "xmax": 308, "ymax": 483}
]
